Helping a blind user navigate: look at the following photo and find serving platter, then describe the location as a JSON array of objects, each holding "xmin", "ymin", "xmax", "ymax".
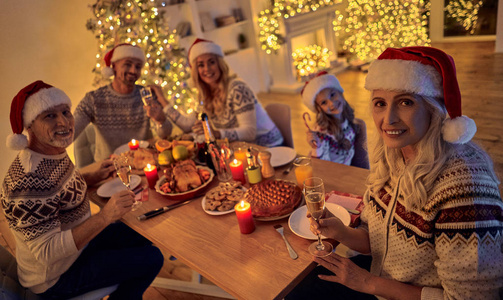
[{"xmin": 154, "ymin": 166, "xmax": 214, "ymax": 201}]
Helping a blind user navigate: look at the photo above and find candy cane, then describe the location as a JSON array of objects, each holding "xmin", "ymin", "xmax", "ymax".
[{"xmin": 303, "ymin": 112, "xmax": 314, "ymax": 131}]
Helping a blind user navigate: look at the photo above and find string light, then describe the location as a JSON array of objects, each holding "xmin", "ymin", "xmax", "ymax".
[
  {"xmin": 333, "ymin": 0, "xmax": 431, "ymax": 62},
  {"xmin": 292, "ymin": 44, "xmax": 332, "ymax": 79},
  {"xmin": 445, "ymin": 0, "xmax": 483, "ymax": 34},
  {"xmin": 86, "ymin": 0, "xmax": 196, "ymax": 114}
]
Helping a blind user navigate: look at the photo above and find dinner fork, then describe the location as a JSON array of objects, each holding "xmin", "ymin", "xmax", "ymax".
[
  {"xmin": 273, "ymin": 225, "xmax": 298, "ymax": 260},
  {"xmin": 283, "ymin": 162, "xmax": 294, "ymax": 175}
]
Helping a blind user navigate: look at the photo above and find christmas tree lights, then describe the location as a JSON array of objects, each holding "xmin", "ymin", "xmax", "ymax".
[
  {"xmin": 86, "ymin": 0, "xmax": 197, "ymax": 114},
  {"xmin": 333, "ymin": 0, "xmax": 431, "ymax": 62},
  {"xmin": 445, "ymin": 0, "xmax": 483, "ymax": 35}
]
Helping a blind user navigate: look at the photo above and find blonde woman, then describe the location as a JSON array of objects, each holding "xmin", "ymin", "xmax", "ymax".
[
  {"xmin": 155, "ymin": 38, "xmax": 283, "ymax": 147},
  {"xmin": 288, "ymin": 47, "xmax": 503, "ymax": 300}
]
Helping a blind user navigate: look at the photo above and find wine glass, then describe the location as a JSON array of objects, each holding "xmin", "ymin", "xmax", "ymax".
[
  {"xmin": 140, "ymin": 86, "xmax": 153, "ymax": 106},
  {"xmin": 113, "ymin": 156, "xmax": 141, "ymax": 211},
  {"xmin": 304, "ymin": 177, "xmax": 333, "ymax": 257}
]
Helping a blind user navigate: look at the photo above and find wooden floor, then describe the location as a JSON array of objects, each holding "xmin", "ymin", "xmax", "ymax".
[{"xmin": 1, "ymin": 41, "xmax": 502, "ymax": 299}]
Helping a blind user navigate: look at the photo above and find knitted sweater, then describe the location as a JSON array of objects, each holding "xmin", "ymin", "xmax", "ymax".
[
  {"xmin": 165, "ymin": 78, "xmax": 283, "ymax": 147},
  {"xmin": 1, "ymin": 149, "xmax": 89, "ymax": 293},
  {"xmin": 74, "ymin": 84, "xmax": 173, "ymax": 161},
  {"xmin": 361, "ymin": 146, "xmax": 503, "ymax": 299},
  {"xmin": 310, "ymin": 119, "xmax": 356, "ymax": 165}
]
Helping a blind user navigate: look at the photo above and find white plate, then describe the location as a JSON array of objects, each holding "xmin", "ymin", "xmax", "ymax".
[
  {"xmin": 97, "ymin": 175, "xmax": 142, "ymax": 198},
  {"xmin": 201, "ymin": 186, "xmax": 248, "ymax": 215},
  {"xmin": 113, "ymin": 140, "xmax": 149, "ymax": 155},
  {"xmin": 265, "ymin": 146, "xmax": 296, "ymax": 167},
  {"xmin": 288, "ymin": 203, "xmax": 351, "ymax": 240}
]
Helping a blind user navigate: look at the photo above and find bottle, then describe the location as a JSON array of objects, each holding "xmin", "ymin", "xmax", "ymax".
[
  {"xmin": 200, "ymin": 112, "xmax": 216, "ymax": 173},
  {"xmin": 246, "ymin": 147, "xmax": 262, "ymax": 184}
]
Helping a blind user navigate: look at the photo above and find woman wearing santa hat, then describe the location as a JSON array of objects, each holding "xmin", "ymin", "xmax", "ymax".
[
  {"xmin": 289, "ymin": 47, "xmax": 503, "ymax": 300},
  {"xmin": 2, "ymin": 81, "xmax": 163, "ymax": 298},
  {"xmin": 154, "ymin": 38, "xmax": 284, "ymax": 147}
]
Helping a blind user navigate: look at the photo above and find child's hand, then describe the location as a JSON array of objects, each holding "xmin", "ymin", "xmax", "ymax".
[{"xmin": 306, "ymin": 130, "xmax": 318, "ymax": 148}]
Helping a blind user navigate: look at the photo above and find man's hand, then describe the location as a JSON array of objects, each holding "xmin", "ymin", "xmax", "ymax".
[
  {"xmin": 99, "ymin": 190, "xmax": 135, "ymax": 224},
  {"xmin": 145, "ymin": 102, "xmax": 166, "ymax": 125},
  {"xmin": 80, "ymin": 159, "xmax": 115, "ymax": 186}
]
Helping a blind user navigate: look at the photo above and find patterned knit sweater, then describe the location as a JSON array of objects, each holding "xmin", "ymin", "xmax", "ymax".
[
  {"xmin": 1, "ymin": 149, "xmax": 89, "ymax": 293},
  {"xmin": 361, "ymin": 146, "xmax": 503, "ymax": 299},
  {"xmin": 74, "ymin": 84, "xmax": 173, "ymax": 161},
  {"xmin": 165, "ymin": 78, "xmax": 283, "ymax": 147},
  {"xmin": 310, "ymin": 119, "xmax": 356, "ymax": 165}
]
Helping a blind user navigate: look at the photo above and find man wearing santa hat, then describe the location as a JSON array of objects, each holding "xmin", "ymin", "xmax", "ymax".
[
  {"xmin": 2, "ymin": 81, "xmax": 164, "ymax": 298},
  {"xmin": 289, "ymin": 47, "xmax": 502, "ymax": 300},
  {"xmin": 73, "ymin": 43, "xmax": 173, "ymax": 164}
]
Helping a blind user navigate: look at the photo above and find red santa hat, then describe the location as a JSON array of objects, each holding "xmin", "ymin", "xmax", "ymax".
[
  {"xmin": 7, "ymin": 80, "xmax": 72, "ymax": 150},
  {"xmin": 101, "ymin": 43, "xmax": 146, "ymax": 78},
  {"xmin": 364, "ymin": 46, "xmax": 476, "ymax": 144},
  {"xmin": 187, "ymin": 38, "xmax": 224, "ymax": 67},
  {"xmin": 301, "ymin": 71, "xmax": 344, "ymax": 112}
]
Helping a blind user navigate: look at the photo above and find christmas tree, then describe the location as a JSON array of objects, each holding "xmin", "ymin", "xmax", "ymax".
[
  {"xmin": 333, "ymin": 0, "xmax": 431, "ymax": 62},
  {"xmin": 86, "ymin": 0, "xmax": 198, "ymax": 114}
]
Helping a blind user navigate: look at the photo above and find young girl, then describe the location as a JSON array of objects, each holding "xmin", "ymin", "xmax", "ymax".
[{"xmin": 301, "ymin": 71, "xmax": 369, "ymax": 169}]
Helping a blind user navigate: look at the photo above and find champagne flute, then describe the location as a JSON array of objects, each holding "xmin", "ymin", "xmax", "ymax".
[
  {"xmin": 113, "ymin": 156, "xmax": 141, "ymax": 211},
  {"xmin": 304, "ymin": 177, "xmax": 333, "ymax": 257}
]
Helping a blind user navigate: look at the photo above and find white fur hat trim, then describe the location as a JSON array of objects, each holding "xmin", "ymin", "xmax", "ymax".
[
  {"xmin": 365, "ymin": 59, "xmax": 443, "ymax": 98},
  {"xmin": 442, "ymin": 115, "xmax": 477, "ymax": 144},
  {"xmin": 6, "ymin": 133, "xmax": 29, "ymax": 151},
  {"xmin": 188, "ymin": 41, "xmax": 224, "ymax": 65},
  {"xmin": 301, "ymin": 74, "xmax": 344, "ymax": 112},
  {"xmin": 23, "ymin": 87, "xmax": 72, "ymax": 128},
  {"xmin": 101, "ymin": 67, "xmax": 115, "ymax": 78},
  {"xmin": 110, "ymin": 44, "xmax": 145, "ymax": 64}
]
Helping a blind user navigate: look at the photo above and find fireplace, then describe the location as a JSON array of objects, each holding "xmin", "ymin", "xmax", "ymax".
[{"xmin": 266, "ymin": 4, "xmax": 343, "ymax": 93}]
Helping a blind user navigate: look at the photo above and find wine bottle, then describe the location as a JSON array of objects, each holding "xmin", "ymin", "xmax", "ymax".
[{"xmin": 200, "ymin": 112, "xmax": 216, "ymax": 173}]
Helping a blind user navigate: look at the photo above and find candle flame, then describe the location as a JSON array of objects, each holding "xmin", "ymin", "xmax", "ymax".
[
  {"xmin": 146, "ymin": 163, "xmax": 152, "ymax": 169},
  {"xmin": 233, "ymin": 159, "xmax": 238, "ymax": 164},
  {"xmin": 131, "ymin": 139, "xmax": 137, "ymax": 144},
  {"xmin": 239, "ymin": 200, "xmax": 245, "ymax": 208}
]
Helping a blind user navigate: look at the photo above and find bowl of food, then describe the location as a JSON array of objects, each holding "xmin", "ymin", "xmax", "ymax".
[{"xmin": 155, "ymin": 160, "xmax": 214, "ymax": 201}]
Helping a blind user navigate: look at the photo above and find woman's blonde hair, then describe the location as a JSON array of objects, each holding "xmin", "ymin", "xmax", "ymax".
[
  {"xmin": 367, "ymin": 94, "xmax": 455, "ymax": 210},
  {"xmin": 191, "ymin": 55, "xmax": 234, "ymax": 116},
  {"xmin": 314, "ymin": 90, "xmax": 359, "ymax": 143}
]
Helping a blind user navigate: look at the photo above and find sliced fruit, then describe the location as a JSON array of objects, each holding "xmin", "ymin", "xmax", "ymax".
[{"xmin": 155, "ymin": 139, "xmax": 172, "ymax": 152}]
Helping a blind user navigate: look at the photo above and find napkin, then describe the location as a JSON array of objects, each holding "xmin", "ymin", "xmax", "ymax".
[
  {"xmin": 325, "ymin": 190, "xmax": 364, "ymax": 227},
  {"xmin": 135, "ymin": 185, "xmax": 149, "ymax": 202}
]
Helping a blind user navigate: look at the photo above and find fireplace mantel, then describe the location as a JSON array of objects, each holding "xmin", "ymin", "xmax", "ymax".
[{"xmin": 267, "ymin": 4, "xmax": 343, "ymax": 93}]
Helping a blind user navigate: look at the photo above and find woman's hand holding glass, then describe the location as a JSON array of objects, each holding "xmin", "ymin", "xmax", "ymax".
[
  {"xmin": 308, "ymin": 209, "xmax": 346, "ymax": 241},
  {"xmin": 304, "ymin": 177, "xmax": 333, "ymax": 257}
]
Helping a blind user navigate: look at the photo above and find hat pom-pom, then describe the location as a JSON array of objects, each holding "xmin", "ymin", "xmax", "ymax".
[
  {"xmin": 101, "ymin": 66, "xmax": 114, "ymax": 78},
  {"xmin": 442, "ymin": 115, "xmax": 477, "ymax": 144},
  {"xmin": 6, "ymin": 133, "xmax": 29, "ymax": 150}
]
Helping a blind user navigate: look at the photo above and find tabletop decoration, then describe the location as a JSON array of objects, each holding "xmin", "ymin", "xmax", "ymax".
[
  {"xmin": 235, "ymin": 200, "xmax": 255, "ymax": 234},
  {"xmin": 128, "ymin": 139, "xmax": 140, "ymax": 150},
  {"xmin": 144, "ymin": 163, "xmax": 159, "ymax": 189},
  {"xmin": 229, "ymin": 159, "xmax": 246, "ymax": 185}
]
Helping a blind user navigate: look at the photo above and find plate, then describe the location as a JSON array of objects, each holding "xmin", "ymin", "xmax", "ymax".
[
  {"xmin": 288, "ymin": 203, "xmax": 351, "ymax": 240},
  {"xmin": 113, "ymin": 140, "xmax": 149, "ymax": 155},
  {"xmin": 201, "ymin": 186, "xmax": 247, "ymax": 215},
  {"xmin": 265, "ymin": 146, "xmax": 296, "ymax": 167},
  {"xmin": 155, "ymin": 166, "xmax": 214, "ymax": 201},
  {"xmin": 97, "ymin": 175, "xmax": 142, "ymax": 198}
]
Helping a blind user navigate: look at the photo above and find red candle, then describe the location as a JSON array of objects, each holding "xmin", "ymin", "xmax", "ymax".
[
  {"xmin": 128, "ymin": 139, "xmax": 140, "ymax": 150},
  {"xmin": 144, "ymin": 163, "xmax": 159, "ymax": 189},
  {"xmin": 229, "ymin": 159, "xmax": 246, "ymax": 185},
  {"xmin": 235, "ymin": 200, "xmax": 255, "ymax": 234}
]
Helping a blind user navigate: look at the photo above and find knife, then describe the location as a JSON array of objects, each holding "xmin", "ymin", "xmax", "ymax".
[{"xmin": 137, "ymin": 200, "xmax": 192, "ymax": 221}]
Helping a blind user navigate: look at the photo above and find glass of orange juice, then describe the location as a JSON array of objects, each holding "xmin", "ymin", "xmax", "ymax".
[
  {"xmin": 293, "ymin": 157, "xmax": 313, "ymax": 188},
  {"xmin": 232, "ymin": 142, "xmax": 248, "ymax": 168}
]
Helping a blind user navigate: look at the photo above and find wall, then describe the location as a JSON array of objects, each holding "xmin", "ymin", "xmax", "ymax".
[{"xmin": 0, "ymin": 0, "xmax": 96, "ymax": 181}]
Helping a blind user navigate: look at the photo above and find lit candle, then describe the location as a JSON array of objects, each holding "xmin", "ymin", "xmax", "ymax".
[
  {"xmin": 128, "ymin": 139, "xmax": 139, "ymax": 150},
  {"xmin": 229, "ymin": 159, "xmax": 246, "ymax": 185},
  {"xmin": 143, "ymin": 163, "xmax": 159, "ymax": 189},
  {"xmin": 235, "ymin": 200, "xmax": 255, "ymax": 234}
]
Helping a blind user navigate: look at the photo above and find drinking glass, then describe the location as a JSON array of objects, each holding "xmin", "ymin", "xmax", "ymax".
[
  {"xmin": 304, "ymin": 177, "xmax": 333, "ymax": 257},
  {"xmin": 113, "ymin": 156, "xmax": 141, "ymax": 211},
  {"xmin": 294, "ymin": 157, "xmax": 313, "ymax": 188},
  {"xmin": 140, "ymin": 87, "xmax": 153, "ymax": 106}
]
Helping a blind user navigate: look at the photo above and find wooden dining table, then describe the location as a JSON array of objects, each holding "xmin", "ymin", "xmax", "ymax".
[{"xmin": 89, "ymin": 149, "xmax": 369, "ymax": 300}]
